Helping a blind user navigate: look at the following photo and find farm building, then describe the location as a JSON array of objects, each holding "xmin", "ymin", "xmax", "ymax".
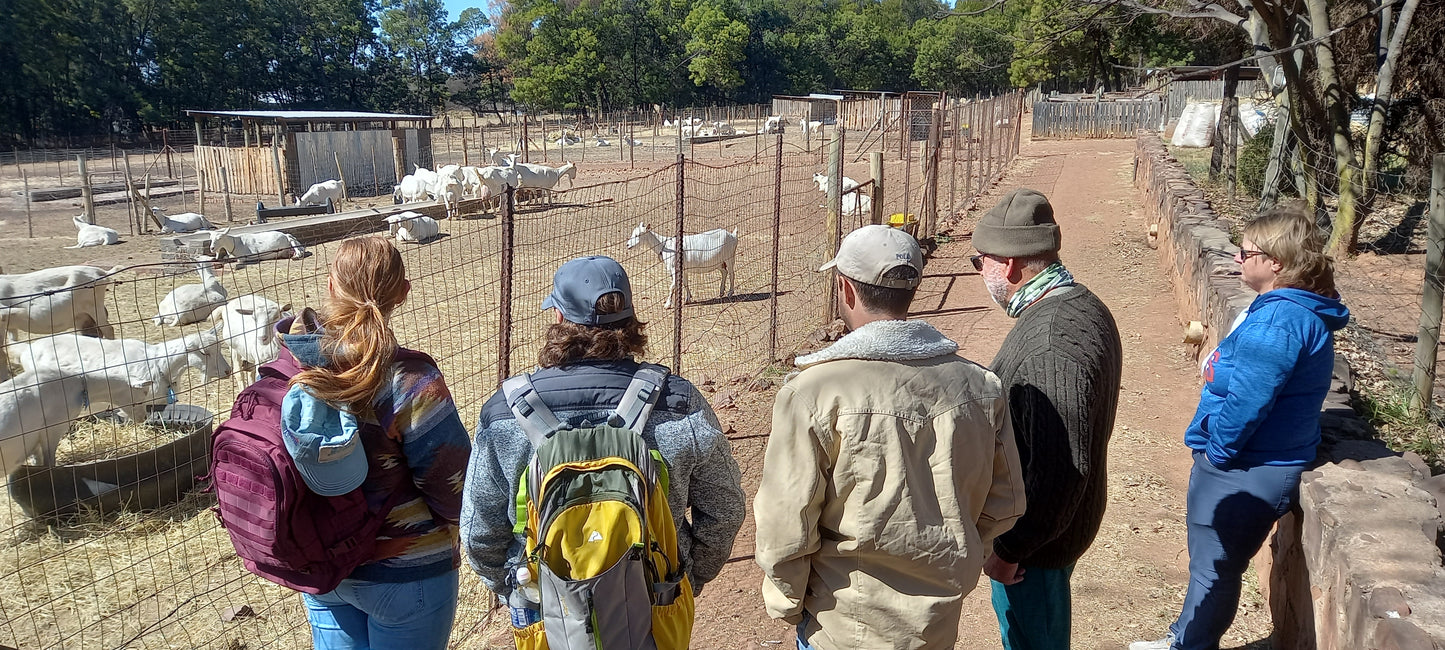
[
  {"xmin": 772, "ymin": 91, "xmax": 941, "ymax": 142},
  {"xmin": 186, "ymin": 110, "xmax": 434, "ymax": 199}
]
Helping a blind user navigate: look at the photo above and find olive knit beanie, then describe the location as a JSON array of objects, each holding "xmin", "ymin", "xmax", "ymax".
[{"xmin": 973, "ymin": 188, "xmax": 1061, "ymax": 258}]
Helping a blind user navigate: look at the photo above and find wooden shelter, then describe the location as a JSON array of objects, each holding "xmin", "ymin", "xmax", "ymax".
[{"xmin": 187, "ymin": 110, "xmax": 433, "ymax": 199}]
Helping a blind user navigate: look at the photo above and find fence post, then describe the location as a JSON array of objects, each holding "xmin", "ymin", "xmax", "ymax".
[
  {"xmin": 222, "ymin": 167, "xmax": 235, "ymax": 223},
  {"xmin": 825, "ymin": 129, "xmax": 844, "ymax": 325},
  {"xmin": 498, "ymin": 185, "xmax": 516, "ymax": 386},
  {"xmin": 673, "ymin": 153, "xmax": 686, "ymax": 373},
  {"xmin": 770, "ymin": 134, "xmax": 783, "ymax": 362},
  {"xmin": 164, "ymin": 128, "xmax": 173, "ymax": 178},
  {"xmin": 21, "ymin": 169, "xmax": 33, "ymax": 238},
  {"xmin": 122, "ymin": 154, "xmax": 137, "ymax": 235},
  {"xmin": 333, "ymin": 151, "xmax": 350, "ymax": 205},
  {"xmin": 948, "ymin": 105, "xmax": 958, "ymax": 222},
  {"xmin": 870, "ymin": 151, "xmax": 884, "ymax": 226},
  {"xmin": 922, "ymin": 108, "xmax": 943, "ymax": 238},
  {"xmin": 903, "ymin": 115, "xmax": 914, "ymax": 222},
  {"xmin": 966, "ymin": 102, "xmax": 976, "ymax": 200},
  {"xmin": 199, "ymin": 169, "xmax": 207, "ymax": 218},
  {"xmin": 271, "ymin": 131, "xmax": 286, "ymax": 204},
  {"xmin": 78, "ymin": 155, "xmax": 94, "ymax": 224},
  {"xmin": 1410, "ymin": 154, "xmax": 1445, "ymax": 412}
]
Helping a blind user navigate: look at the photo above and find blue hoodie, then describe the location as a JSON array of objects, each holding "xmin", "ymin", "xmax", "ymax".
[{"xmin": 1185, "ymin": 288, "xmax": 1349, "ymax": 468}]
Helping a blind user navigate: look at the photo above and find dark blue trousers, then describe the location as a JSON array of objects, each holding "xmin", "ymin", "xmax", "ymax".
[
  {"xmin": 991, "ymin": 563, "xmax": 1075, "ymax": 650},
  {"xmin": 1170, "ymin": 451, "xmax": 1302, "ymax": 650}
]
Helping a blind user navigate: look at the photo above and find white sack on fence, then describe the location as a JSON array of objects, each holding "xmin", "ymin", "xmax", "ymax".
[
  {"xmin": 1171, "ymin": 100, "xmax": 1220, "ymax": 148},
  {"xmin": 1238, "ymin": 100, "xmax": 1267, "ymax": 138}
]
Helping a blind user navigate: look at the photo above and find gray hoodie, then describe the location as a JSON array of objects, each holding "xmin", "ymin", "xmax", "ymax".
[{"xmin": 459, "ymin": 359, "xmax": 746, "ymax": 598}]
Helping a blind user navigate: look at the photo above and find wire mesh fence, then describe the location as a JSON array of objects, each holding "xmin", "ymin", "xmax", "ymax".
[{"xmin": 0, "ymin": 94, "xmax": 1023, "ymax": 649}]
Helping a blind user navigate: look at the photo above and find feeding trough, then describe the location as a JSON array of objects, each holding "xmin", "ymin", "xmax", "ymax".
[{"xmin": 6, "ymin": 404, "xmax": 215, "ymax": 519}]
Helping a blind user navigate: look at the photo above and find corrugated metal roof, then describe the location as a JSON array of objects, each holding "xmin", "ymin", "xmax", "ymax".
[{"xmin": 185, "ymin": 110, "xmax": 433, "ymax": 121}]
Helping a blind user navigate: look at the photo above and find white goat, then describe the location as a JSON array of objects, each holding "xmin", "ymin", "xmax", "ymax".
[
  {"xmin": 8, "ymin": 325, "xmax": 230, "ymax": 420},
  {"xmin": 296, "ymin": 179, "xmax": 344, "ymax": 207},
  {"xmin": 151, "ymin": 207, "xmax": 214, "ymax": 234},
  {"xmin": 512, "ymin": 162, "xmax": 577, "ymax": 202},
  {"xmin": 386, "ymin": 211, "xmax": 441, "ymax": 243},
  {"xmin": 209, "ymin": 228, "xmax": 306, "ymax": 266},
  {"xmin": 812, "ymin": 172, "xmax": 871, "ymax": 216},
  {"xmin": 151, "ymin": 256, "xmax": 228, "ymax": 327},
  {"xmin": 764, "ymin": 116, "xmax": 784, "ymax": 133},
  {"xmin": 411, "ymin": 165, "xmax": 440, "ymax": 190},
  {"xmin": 393, "ymin": 174, "xmax": 430, "ymax": 204},
  {"xmin": 680, "ymin": 125, "xmax": 698, "ymax": 140},
  {"xmin": 1, "ymin": 265, "xmax": 119, "ymax": 341},
  {"xmin": 211, "ymin": 295, "xmax": 290, "ymax": 392},
  {"xmin": 712, "ymin": 122, "xmax": 736, "ymax": 136},
  {"xmin": 486, "ymin": 148, "xmax": 515, "ymax": 167},
  {"xmin": 626, "ymin": 223, "xmax": 739, "ymax": 308},
  {"xmin": 812, "ymin": 172, "xmax": 861, "ymax": 195},
  {"xmin": 0, "ymin": 367, "xmax": 90, "ymax": 474},
  {"xmin": 594, "ymin": 135, "xmax": 611, "ymax": 147},
  {"xmin": 433, "ymin": 176, "xmax": 463, "ymax": 218},
  {"xmin": 799, "ymin": 119, "xmax": 823, "ymax": 140},
  {"xmin": 67, "ymin": 216, "xmax": 119, "ymax": 248}
]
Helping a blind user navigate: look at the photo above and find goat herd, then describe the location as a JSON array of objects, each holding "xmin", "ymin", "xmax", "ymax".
[{"xmin": 2, "ymin": 134, "xmax": 873, "ymax": 492}]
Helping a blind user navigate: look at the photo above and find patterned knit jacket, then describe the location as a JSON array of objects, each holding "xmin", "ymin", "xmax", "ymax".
[
  {"xmin": 281, "ymin": 326, "xmax": 473, "ymax": 583},
  {"xmin": 989, "ymin": 284, "xmax": 1123, "ymax": 568}
]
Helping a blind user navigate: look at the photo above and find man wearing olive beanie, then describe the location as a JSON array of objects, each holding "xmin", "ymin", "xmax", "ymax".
[{"xmin": 973, "ymin": 188, "xmax": 1123, "ymax": 650}]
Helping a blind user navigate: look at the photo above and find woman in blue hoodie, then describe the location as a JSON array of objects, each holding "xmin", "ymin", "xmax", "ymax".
[{"xmin": 1132, "ymin": 207, "xmax": 1349, "ymax": 650}]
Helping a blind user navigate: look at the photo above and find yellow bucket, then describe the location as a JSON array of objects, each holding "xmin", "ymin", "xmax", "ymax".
[{"xmin": 888, "ymin": 213, "xmax": 918, "ymax": 237}]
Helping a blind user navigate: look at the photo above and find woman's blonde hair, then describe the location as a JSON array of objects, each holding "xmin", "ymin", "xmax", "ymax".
[
  {"xmin": 1243, "ymin": 204, "xmax": 1336, "ymax": 297},
  {"xmin": 537, "ymin": 292, "xmax": 648, "ymax": 368},
  {"xmin": 292, "ymin": 236, "xmax": 408, "ymax": 415}
]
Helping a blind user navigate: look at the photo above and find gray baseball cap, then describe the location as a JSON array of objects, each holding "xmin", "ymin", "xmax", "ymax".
[
  {"xmin": 819, "ymin": 225, "xmax": 923, "ymax": 289},
  {"xmin": 540, "ymin": 256, "xmax": 635, "ymax": 325}
]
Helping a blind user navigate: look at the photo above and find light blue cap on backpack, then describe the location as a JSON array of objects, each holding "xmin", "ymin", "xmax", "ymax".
[{"xmin": 281, "ymin": 384, "xmax": 369, "ymax": 496}]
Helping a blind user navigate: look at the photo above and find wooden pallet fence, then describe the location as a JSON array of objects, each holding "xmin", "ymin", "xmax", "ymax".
[
  {"xmin": 1031, "ymin": 100, "xmax": 1165, "ymax": 139},
  {"xmin": 194, "ymin": 145, "xmax": 281, "ymax": 195}
]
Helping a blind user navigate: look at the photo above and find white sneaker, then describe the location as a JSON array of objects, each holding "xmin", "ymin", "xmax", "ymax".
[{"xmin": 1128, "ymin": 633, "xmax": 1176, "ymax": 650}]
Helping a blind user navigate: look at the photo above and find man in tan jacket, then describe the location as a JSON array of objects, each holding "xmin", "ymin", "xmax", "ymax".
[{"xmin": 754, "ymin": 225, "xmax": 1027, "ymax": 650}]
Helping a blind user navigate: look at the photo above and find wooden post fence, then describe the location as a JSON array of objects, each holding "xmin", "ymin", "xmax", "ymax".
[
  {"xmin": 498, "ymin": 185, "xmax": 516, "ymax": 385},
  {"xmin": 1410, "ymin": 153, "xmax": 1445, "ymax": 412},
  {"xmin": 769, "ymin": 133, "xmax": 784, "ymax": 361},
  {"xmin": 673, "ymin": 153, "xmax": 686, "ymax": 373}
]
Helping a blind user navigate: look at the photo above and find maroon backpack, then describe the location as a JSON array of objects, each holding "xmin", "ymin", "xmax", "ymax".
[{"xmin": 209, "ymin": 346, "xmax": 433, "ymax": 595}]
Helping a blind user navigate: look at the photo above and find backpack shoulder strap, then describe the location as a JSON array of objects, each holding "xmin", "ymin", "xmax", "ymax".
[
  {"xmin": 609, "ymin": 363, "xmax": 670, "ymax": 431},
  {"xmin": 501, "ymin": 372, "xmax": 565, "ymax": 448}
]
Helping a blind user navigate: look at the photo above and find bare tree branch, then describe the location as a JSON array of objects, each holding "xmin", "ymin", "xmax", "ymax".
[
  {"xmin": 1131, "ymin": 0, "xmax": 1407, "ymax": 95},
  {"xmin": 1074, "ymin": 0, "xmax": 1246, "ymax": 25}
]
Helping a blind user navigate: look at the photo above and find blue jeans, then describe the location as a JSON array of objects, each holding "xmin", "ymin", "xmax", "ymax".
[
  {"xmin": 1170, "ymin": 452, "xmax": 1302, "ymax": 650},
  {"xmin": 796, "ymin": 611, "xmax": 816, "ymax": 650},
  {"xmin": 302, "ymin": 569, "xmax": 460, "ymax": 650},
  {"xmin": 991, "ymin": 563, "xmax": 1074, "ymax": 650}
]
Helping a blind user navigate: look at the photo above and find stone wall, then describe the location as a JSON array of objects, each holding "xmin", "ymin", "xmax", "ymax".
[{"xmin": 1133, "ymin": 133, "xmax": 1445, "ymax": 650}]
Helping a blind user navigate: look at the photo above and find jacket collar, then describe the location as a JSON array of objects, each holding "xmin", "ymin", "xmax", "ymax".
[
  {"xmin": 794, "ymin": 319, "xmax": 959, "ymax": 369},
  {"xmin": 276, "ymin": 315, "xmax": 328, "ymax": 368}
]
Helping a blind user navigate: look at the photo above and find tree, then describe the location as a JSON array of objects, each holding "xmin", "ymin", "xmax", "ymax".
[{"xmin": 378, "ymin": 0, "xmax": 457, "ymax": 112}]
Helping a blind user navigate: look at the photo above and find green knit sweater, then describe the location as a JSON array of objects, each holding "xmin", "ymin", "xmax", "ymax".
[{"xmin": 990, "ymin": 283, "xmax": 1123, "ymax": 568}]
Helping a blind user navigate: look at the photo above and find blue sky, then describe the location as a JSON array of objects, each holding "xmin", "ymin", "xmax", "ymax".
[{"xmin": 442, "ymin": 0, "xmax": 487, "ymax": 23}]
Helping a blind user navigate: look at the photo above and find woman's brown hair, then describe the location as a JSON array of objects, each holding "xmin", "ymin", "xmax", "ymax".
[
  {"xmin": 292, "ymin": 236, "xmax": 408, "ymax": 414},
  {"xmin": 1244, "ymin": 203, "xmax": 1336, "ymax": 297},
  {"xmin": 538, "ymin": 292, "xmax": 648, "ymax": 368}
]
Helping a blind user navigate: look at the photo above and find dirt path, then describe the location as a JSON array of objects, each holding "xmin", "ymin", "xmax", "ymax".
[{"xmin": 684, "ymin": 135, "xmax": 1275, "ymax": 649}]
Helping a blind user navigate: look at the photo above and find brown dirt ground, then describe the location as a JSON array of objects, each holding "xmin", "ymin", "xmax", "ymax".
[
  {"xmin": 671, "ymin": 135, "xmax": 1277, "ymax": 650},
  {"xmin": 0, "ymin": 125, "xmax": 1292, "ymax": 649}
]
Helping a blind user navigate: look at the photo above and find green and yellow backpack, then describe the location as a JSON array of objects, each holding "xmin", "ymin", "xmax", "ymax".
[{"xmin": 502, "ymin": 364, "xmax": 694, "ymax": 650}]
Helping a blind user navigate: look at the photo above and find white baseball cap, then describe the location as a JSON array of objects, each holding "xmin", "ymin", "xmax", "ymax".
[{"xmin": 819, "ymin": 225, "xmax": 923, "ymax": 289}]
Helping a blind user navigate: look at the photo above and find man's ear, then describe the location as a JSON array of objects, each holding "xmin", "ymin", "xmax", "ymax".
[
  {"xmin": 1004, "ymin": 257, "xmax": 1024, "ymax": 283},
  {"xmin": 838, "ymin": 274, "xmax": 856, "ymax": 308}
]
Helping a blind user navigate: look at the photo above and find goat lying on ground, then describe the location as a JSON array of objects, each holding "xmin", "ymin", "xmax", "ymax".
[
  {"xmin": 209, "ymin": 228, "xmax": 306, "ymax": 266},
  {"xmin": 627, "ymin": 223, "xmax": 739, "ymax": 308},
  {"xmin": 67, "ymin": 216, "xmax": 118, "ymax": 248}
]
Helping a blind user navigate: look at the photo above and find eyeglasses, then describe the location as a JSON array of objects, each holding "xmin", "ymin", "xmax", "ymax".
[
  {"xmin": 970, "ymin": 254, "xmax": 988, "ymax": 272},
  {"xmin": 1236, "ymin": 249, "xmax": 1270, "ymax": 263}
]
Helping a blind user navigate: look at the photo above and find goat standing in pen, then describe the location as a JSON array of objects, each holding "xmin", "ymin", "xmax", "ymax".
[{"xmin": 627, "ymin": 223, "xmax": 739, "ymax": 308}]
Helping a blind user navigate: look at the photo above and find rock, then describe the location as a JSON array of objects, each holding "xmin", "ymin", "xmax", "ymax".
[
  {"xmin": 699, "ymin": 375, "xmax": 715, "ymax": 387},
  {"xmin": 729, "ymin": 374, "xmax": 750, "ymax": 386},
  {"xmin": 700, "ymin": 383, "xmax": 716, "ymax": 393},
  {"xmin": 1420, "ymin": 474, "xmax": 1445, "ymax": 516},
  {"xmin": 1370, "ymin": 586, "xmax": 1412, "ymax": 619},
  {"xmin": 1333, "ymin": 356, "xmax": 1354, "ymax": 393},
  {"xmin": 1373, "ymin": 619, "xmax": 1435, "ymax": 650},
  {"xmin": 221, "ymin": 605, "xmax": 257, "ymax": 622},
  {"xmin": 1401, "ymin": 452, "xmax": 1433, "ymax": 482},
  {"xmin": 809, "ymin": 319, "xmax": 846, "ymax": 344},
  {"xmin": 748, "ymin": 378, "xmax": 772, "ymax": 393}
]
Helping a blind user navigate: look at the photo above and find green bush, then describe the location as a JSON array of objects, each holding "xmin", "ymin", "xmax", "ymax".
[{"xmin": 1237, "ymin": 122, "xmax": 1274, "ymax": 198}]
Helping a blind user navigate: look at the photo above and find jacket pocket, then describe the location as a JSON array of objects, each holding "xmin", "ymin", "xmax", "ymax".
[{"xmin": 510, "ymin": 619, "xmax": 547, "ymax": 649}]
